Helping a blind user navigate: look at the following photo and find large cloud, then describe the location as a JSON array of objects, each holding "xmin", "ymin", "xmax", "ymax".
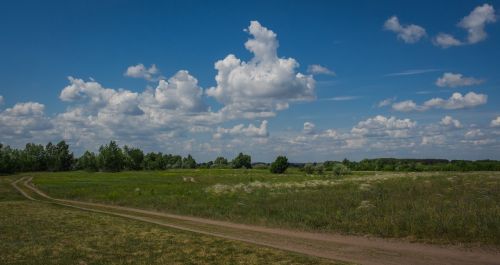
[
  {"xmin": 153, "ymin": 70, "xmax": 207, "ymax": 112},
  {"xmin": 433, "ymin": 4, "xmax": 496, "ymax": 48},
  {"xmin": 0, "ymin": 102, "xmax": 53, "ymax": 141},
  {"xmin": 206, "ymin": 21, "xmax": 315, "ymax": 118},
  {"xmin": 459, "ymin": 4, "xmax": 497, "ymax": 44},
  {"xmin": 384, "ymin": 16, "xmax": 427, "ymax": 43}
]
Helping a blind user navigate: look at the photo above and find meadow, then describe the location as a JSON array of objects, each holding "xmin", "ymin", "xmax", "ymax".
[
  {"xmin": 27, "ymin": 169, "xmax": 500, "ymax": 246},
  {"xmin": 0, "ymin": 175, "xmax": 335, "ymax": 265}
]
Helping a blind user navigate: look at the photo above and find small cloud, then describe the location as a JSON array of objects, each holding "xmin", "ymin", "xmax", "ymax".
[
  {"xmin": 433, "ymin": 33, "xmax": 463, "ymax": 48},
  {"xmin": 421, "ymin": 135, "xmax": 445, "ymax": 145},
  {"xmin": 124, "ymin": 63, "xmax": 161, "ymax": 81},
  {"xmin": 385, "ymin": 69, "xmax": 440, "ymax": 77},
  {"xmin": 392, "ymin": 100, "xmax": 420, "ymax": 112},
  {"xmin": 436, "ymin": 72, "xmax": 484, "ymax": 88},
  {"xmin": 464, "ymin": 129, "xmax": 484, "ymax": 138},
  {"xmin": 384, "ymin": 16, "xmax": 427, "ymax": 43},
  {"xmin": 303, "ymin": 122, "xmax": 316, "ymax": 135},
  {"xmin": 392, "ymin": 92, "xmax": 487, "ymax": 112},
  {"xmin": 213, "ymin": 120, "xmax": 269, "ymax": 139},
  {"xmin": 307, "ymin": 64, "xmax": 336, "ymax": 76},
  {"xmin": 0, "ymin": 95, "xmax": 4, "ymax": 105},
  {"xmin": 440, "ymin": 115, "xmax": 462, "ymax": 128},
  {"xmin": 491, "ymin": 116, "xmax": 500, "ymax": 127},
  {"xmin": 378, "ymin": 97, "xmax": 395, "ymax": 107},
  {"xmin": 322, "ymin": 96, "xmax": 360, "ymax": 101}
]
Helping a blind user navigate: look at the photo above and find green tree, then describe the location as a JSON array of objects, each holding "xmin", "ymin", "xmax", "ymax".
[
  {"xmin": 97, "ymin": 141, "xmax": 124, "ymax": 172},
  {"xmin": 77, "ymin": 151, "xmax": 98, "ymax": 172},
  {"xmin": 123, "ymin": 146, "xmax": 144, "ymax": 170},
  {"xmin": 0, "ymin": 144, "xmax": 16, "ymax": 174},
  {"xmin": 22, "ymin": 143, "xmax": 47, "ymax": 171},
  {"xmin": 213, "ymin": 156, "xmax": 228, "ymax": 168},
  {"xmin": 182, "ymin": 154, "xmax": 197, "ymax": 169},
  {"xmin": 270, "ymin": 156, "xmax": 288, "ymax": 174},
  {"xmin": 232, "ymin": 153, "xmax": 251, "ymax": 169},
  {"xmin": 45, "ymin": 141, "xmax": 74, "ymax": 171}
]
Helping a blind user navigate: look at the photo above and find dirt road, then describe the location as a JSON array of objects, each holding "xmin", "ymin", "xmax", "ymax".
[{"xmin": 12, "ymin": 176, "xmax": 500, "ymax": 265}]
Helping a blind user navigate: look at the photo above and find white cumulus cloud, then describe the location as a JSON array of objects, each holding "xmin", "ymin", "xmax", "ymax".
[
  {"xmin": 384, "ymin": 16, "xmax": 427, "ymax": 43},
  {"xmin": 433, "ymin": 33, "xmax": 463, "ymax": 48},
  {"xmin": 0, "ymin": 102, "xmax": 52, "ymax": 139},
  {"xmin": 124, "ymin": 63, "xmax": 161, "ymax": 81},
  {"xmin": 392, "ymin": 92, "xmax": 487, "ymax": 112},
  {"xmin": 436, "ymin": 72, "xmax": 483, "ymax": 88},
  {"xmin": 351, "ymin": 115, "xmax": 416, "ymax": 138},
  {"xmin": 459, "ymin": 4, "xmax": 497, "ymax": 44},
  {"xmin": 491, "ymin": 116, "xmax": 500, "ymax": 127},
  {"xmin": 423, "ymin": 92, "xmax": 487, "ymax": 110},
  {"xmin": 378, "ymin": 97, "xmax": 395, "ymax": 107},
  {"xmin": 433, "ymin": 4, "xmax": 497, "ymax": 48},
  {"xmin": 440, "ymin": 115, "xmax": 462, "ymax": 128},
  {"xmin": 307, "ymin": 64, "xmax": 335, "ymax": 76},
  {"xmin": 421, "ymin": 135, "xmax": 446, "ymax": 145},
  {"xmin": 303, "ymin": 122, "xmax": 316, "ymax": 135},
  {"xmin": 153, "ymin": 70, "xmax": 207, "ymax": 112},
  {"xmin": 213, "ymin": 120, "xmax": 269, "ymax": 139},
  {"xmin": 206, "ymin": 21, "xmax": 315, "ymax": 119}
]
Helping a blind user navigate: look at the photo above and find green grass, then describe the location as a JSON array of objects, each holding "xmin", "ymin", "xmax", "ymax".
[
  {"xmin": 29, "ymin": 169, "xmax": 500, "ymax": 245},
  {"xmin": 0, "ymin": 175, "xmax": 335, "ymax": 265}
]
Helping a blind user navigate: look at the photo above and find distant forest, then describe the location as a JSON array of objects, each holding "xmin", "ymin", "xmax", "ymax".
[{"xmin": 1, "ymin": 141, "xmax": 500, "ymax": 174}]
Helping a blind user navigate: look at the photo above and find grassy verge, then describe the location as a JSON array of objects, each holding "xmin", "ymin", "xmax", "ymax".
[
  {"xmin": 30, "ymin": 170, "xmax": 500, "ymax": 245},
  {"xmin": 0, "ymin": 176, "xmax": 335, "ymax": 265}
]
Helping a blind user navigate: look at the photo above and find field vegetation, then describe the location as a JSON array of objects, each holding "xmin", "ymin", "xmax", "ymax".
[
  {"xmin": 0, "ymin": 175, "xmax": 334, "ymax": 265},
  {"xmin": 28, "ymin": 169, "xmax": 500, "ymax": 246}
]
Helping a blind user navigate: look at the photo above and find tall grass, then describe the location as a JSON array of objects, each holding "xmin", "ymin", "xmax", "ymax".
[{"xmin": 30, "ymin": 170, "xmax": 500, "ymax": 245}]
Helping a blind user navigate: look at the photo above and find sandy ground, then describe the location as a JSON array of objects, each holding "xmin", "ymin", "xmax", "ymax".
[{"xmin": 11, "ymin": 176, "xmax": 500, "ymax": 265}]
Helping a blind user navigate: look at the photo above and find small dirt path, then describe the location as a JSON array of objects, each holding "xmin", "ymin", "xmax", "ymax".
[{"xmin": 12, "ymin": 176, "xmax": 500, "ymax": 265}]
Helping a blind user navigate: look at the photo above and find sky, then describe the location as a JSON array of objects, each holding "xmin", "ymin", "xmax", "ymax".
[{"xmin": 1, "ymin": 0, "xmax": 499, "ymax": 162}]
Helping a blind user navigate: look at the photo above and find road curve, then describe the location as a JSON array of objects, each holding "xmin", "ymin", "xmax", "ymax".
[{"xmin": 11, "ymin": 176, "xmax": 500, "ymax": 265}]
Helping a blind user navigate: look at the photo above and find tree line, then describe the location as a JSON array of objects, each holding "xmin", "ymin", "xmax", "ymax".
[
  {"xmin": 0, "ymin": 141, "xmax": 256, "ymax": 173},
  {"xmin": 2, "ymin": 141, "xmax": 500, "ymax": 174},
  {"xmin": 332, "ymin": 158, "xmax": 500, "ymax": 172}
]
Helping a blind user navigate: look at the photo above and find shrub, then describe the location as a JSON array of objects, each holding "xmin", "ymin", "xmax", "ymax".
[
  {"xmin": 303, "ymin": 163, "xmax": 315, "ymax": 174},
  {"xmin": 232, "ymin": 153, "xmax": 252, "ymax": 169},
  {"xmin": 270, "ymin": 156, "xmax": 288, "ymax": 174},
  {"xmin": 332, "ymin": 163, "xmax": 350, "ymax": 176}
]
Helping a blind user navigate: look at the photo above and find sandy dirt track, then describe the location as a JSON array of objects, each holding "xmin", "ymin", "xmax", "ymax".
[{"xmin": 11, "ymin": 176, "xmax": 500, "ymax": 265}]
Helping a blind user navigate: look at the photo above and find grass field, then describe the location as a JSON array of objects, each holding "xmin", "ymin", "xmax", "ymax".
[
  {"xmin": 27, "ymin": 169, "xmax": 500, "ymax": 246},
  {"xmin": 0, "ymin": 175, "xmax": 335, "ymax": 265}
]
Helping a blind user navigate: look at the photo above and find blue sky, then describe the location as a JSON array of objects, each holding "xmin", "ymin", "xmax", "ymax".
[{"xmin": 1, "ymin": 0, "xmax": 499, "ymax": 162}]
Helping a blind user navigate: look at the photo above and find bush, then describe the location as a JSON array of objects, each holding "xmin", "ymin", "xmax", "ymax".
[
  {"xmin": 303, "ymin": 163, "xmax": 315, "ymax": 174},
  {"xmin": 315, "ymin": 164, "xmax": 324, "ymax": 174},
  {"xmin": 232, "ymin": 153, "xmax": 252, "ymax": 169},
  {"xmin": 270, "ymin": 156, "xmax": 288, "ymax": 174},
  {"xmin": 332, "ymin": 163, "xmax": 350, "ymax": 176}
]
